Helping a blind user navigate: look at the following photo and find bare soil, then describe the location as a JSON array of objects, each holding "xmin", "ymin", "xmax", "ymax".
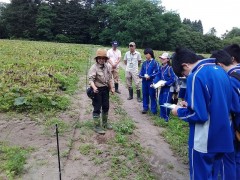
[{"xmin": 0, "ymin": 76, "xmax": 188, "ymax": 180}]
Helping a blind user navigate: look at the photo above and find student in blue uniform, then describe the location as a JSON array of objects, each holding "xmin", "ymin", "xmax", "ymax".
[
  {"xmin": 153, "ymin": 52, "xmax": 176, "ymax": 122},
  {"xmin": 171, "ymin": 48, "xmax": 235, "ymax": 180},
  {"xmin": 139, "ymin": 48, "xmax": 159, "ymax": 114},
  {"xmin": 224, "ymin": 44, "xmax": 240, "ymax": 67},
  {"xmin": 178, "ymin": 77, "xmax": 186, "ymax": 100},
  {"xmin": 211, "ymin": 50, "xmax": 240, "ymax": 180}
]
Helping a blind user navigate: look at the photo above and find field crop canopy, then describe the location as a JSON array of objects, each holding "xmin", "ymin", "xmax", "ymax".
[{"xmin": 0, "ymin": 40, "xmax": 93, "ymax": 112}]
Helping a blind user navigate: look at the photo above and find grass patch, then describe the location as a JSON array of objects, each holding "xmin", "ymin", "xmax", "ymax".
[
  {"xmin": 44, "ymin": 117, "xmax": 70, "ymax": 135},
  {"xmin": 79, "ymin": 144, "xmax": 95, "ymax": 155},
  {"xmin": 0, "ymin": 142, "xmax": 30, "ymax": 179}
]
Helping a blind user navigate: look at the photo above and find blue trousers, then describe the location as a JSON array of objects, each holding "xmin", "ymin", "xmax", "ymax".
[
  {"xmin": 214, "ymin": 152, "xmax": 240, "ymax": 180},
  {"xmin": 189, "ymin": 148, "xmax": 235, "ymax": 180},
  {"xmin": 159, "ymin": 87, "xmax": 173, "ymax": 121},
  {"xmin": 142, "ymin": 80, "xmax": 157, "ymax": 114}
]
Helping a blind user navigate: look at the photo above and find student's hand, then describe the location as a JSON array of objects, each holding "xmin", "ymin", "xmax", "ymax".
[
  {"xmin": 172, "ymin": 106, "xmax": 179, "ymax": 116},
  {"xmin": 145, "ymin": 76, "xmax": 150, "ymax": 80},
  {"xmin": 179, "ymin": 101, "xmax": 188, "ymax": 107}
]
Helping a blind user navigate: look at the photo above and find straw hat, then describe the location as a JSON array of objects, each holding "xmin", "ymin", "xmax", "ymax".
[{"xmin": 94, "ymin": 48, "xmax": 108, "ymax": 60}]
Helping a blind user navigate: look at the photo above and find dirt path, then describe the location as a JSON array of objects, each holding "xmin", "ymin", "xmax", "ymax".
[{"xmin": 118, "ymin": 82, "xmax": 188, "ymax": 179}]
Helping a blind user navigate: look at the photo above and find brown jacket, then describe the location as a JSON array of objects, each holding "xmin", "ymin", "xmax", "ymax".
[{"xmin": 88, "ymin": 63, "xmax": 113, "ymax": 87}]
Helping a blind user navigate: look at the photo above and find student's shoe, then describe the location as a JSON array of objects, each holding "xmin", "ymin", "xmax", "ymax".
[{"xmin": 142, "ymin": 110, "xmax": 148, "ymax": 114}]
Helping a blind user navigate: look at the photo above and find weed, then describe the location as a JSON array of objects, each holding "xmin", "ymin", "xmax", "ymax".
[
  {"xmin": 115, "ymin": 133, "xmax": 127, "ymax": 145},
  {"xmin": 44, "ymin": 118, "xmax": 70, "ymax": 135},
  {"xmin": 79, "ymin": 144, "xmax": 94, "ymax": 155},
  {"xmin": 113, "ymin": 118, "xmax": 135, "ymax": 135},
  {"xmin": 0, "ymin": 142, "xmax": 30, "ymax": 179},
  {"xmin": 92, "ymin": 157, "xmax": 104, "ymax": 165}
]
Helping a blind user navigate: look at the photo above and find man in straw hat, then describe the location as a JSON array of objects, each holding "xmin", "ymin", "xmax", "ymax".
[{"xmin": 88, "ymin": 48, "xmax": 114, "ymax": 134}]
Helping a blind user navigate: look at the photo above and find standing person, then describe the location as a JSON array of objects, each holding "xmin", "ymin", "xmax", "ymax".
[
  {"xmin": 139, "ymin": 48, "xmax": 159, "ymax": 114},
  {"xmin": 153, "ymin": 52, "xmax": 176, "ymax": 122},
  {"xmin": 211, "ymin": 50, "xmax": 240, "ymax": 180},
  {"xmin": 171, "ymin": 48, "xmax": 235, "ymax": 180},
  {"xmin": 224, "ymin": 44, "xmax": 240, "ymax": 66},
  {"xmin": 178, "ymin": 76, "xmax": 187, "ymax": 101},
  {"xmin": 124, "ymin": 42, "xmax": 142, "ymax": 102},
  {"xmin": 107, "ymin": 41, "xmax": 121, "ymax": 94},
  {"xmin": 88, "ymin": 48, "xmax": 114, "ymax": 134}
]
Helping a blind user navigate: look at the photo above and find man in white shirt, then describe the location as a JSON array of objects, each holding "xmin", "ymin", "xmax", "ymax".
[
  {"xmin": 107, "ymin": 41, "xmax": 122, "ymax": 93},
  {"xmin": 124, "ymin": 42, "xmax": 142, "ymax": 102}
]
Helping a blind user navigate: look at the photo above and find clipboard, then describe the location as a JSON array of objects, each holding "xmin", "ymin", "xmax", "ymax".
[{"xmin": 160, "ymin": 103, "xmax": 177, "ymax": 109}]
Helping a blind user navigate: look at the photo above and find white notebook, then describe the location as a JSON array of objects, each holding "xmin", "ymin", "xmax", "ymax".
[
  {"xmin": 152, "ymin": 80, "xmax": 166, "ymax": 89},
  {"xmin": 160, "ymin": 103, "xmax": 177, "ymax": 109}
]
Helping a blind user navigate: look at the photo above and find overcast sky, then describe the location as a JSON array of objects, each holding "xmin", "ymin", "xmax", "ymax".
[
  {"xmin": 161, "ymin": 0, "xmax": 240, "ymax": 37},
  {"xmin": 1, "ymin": 0, "xmax": 239, "ymax": 37}
]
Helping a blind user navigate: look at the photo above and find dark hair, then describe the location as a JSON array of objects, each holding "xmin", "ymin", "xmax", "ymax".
[
  {"xmin": 95, "ymin": 57, "xmax": 108, "ymax": 63},
  {"xmin": 172, "ymin": 48, "xmax": 198, "ymax": 77},
  {"xmin": 144, "ymin": 48, "xmax": 155, "ymax": 59},
  {"xmin": 224, "ymin": 44, "xmax": 240, "ymax": 63},
  {"xmin": 210, "ymin": 50, "xmax": 232, "ymax": 66},
  {"xmin": 197, "ymin": 54, "xmax": 205, "ymax": 60}
]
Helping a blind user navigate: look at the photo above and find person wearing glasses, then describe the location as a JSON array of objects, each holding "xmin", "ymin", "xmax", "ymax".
[
  {"xmin": 139, "ymin": 48, "xmax": 159, "ymax": 114},
  {"xmin": 171, "ymin": 48, "xmax": 236, "ymax": 179},
  {"xmin": 88, "ymin": 48, "xmax": 115, "ymax": 134},
  {"xmin": 123, "ymin": 42, "xmax": 142, "ymax": 102},
  {"xmin": 153, "ymin": 52, "xmax": 176, "ymax": 122}
]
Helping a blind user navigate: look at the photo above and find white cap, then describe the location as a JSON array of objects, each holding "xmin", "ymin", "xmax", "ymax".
[{"xmin": 159, "ymin": 52, "xmax": 170, "ymax": 59}]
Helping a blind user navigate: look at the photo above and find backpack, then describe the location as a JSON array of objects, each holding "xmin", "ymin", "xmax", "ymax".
[
  {"xmin": 230, "ymin": 71, "xmax": 240, "ymax": 81},
  {"xmin": 167, "ymin": 66, "xmax": 179, "ymax": 92}
]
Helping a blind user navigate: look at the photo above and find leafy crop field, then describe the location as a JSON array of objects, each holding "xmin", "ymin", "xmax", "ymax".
[{"xmin": 0, "ymin": 40, "xmax": 94, "ymax": 112}]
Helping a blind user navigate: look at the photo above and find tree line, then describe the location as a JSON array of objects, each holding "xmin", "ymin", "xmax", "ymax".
[{"xmin": 0, "ymin": 0, "xmax": 240, "ymax": 53}]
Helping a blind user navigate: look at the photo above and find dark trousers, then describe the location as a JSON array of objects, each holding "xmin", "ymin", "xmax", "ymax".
[{"xmin": 92, "ymin": 86, "xmax": 109, "ymax": 117}]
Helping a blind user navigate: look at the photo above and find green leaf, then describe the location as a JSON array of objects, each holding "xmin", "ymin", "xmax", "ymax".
[{"xmin": 14, "ymin": 97, "xmax": 26, "ymax": 106}]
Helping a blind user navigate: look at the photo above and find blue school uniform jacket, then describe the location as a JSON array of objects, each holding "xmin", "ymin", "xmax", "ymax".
[
  {"xmin": 153, "ymin": 64, "xmax": 176, "ymax": 87},
  {"xmin": 228, "ymin": 66, "xmax": 240, "ymax": 131},
  {"xmin": 177, "ymin": 58, "xmax": 234, "ymax": 153},
  {"xmin": 139, "ymin": 59, "xmax": 159, "ymax": 81}
]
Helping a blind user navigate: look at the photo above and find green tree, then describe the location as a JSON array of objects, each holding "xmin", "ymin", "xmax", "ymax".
[
  {"xmin": 170, "ymin": 25, "xmax": 206, "ymax": 53},
  {"xmin": 204, "ymin": 34, "xmax": 223, "ymax": 53},
  {"xmin": 160, "ymin": 12, "xmax": 182, "ymax": 50},
  {"xmin": 224, "ymin": 27, "xmax": 240, "ymax": 39},
  {"xmin": 36, "ymin": 3, "xmax": 56, "ymax": 40},
  {"xmin": 2, "ymin": 0, "xmax": 40, "ymax": 39},
  {"xmin": 97, "ymin": 0, "xmax": 165, "ymax": 49}
]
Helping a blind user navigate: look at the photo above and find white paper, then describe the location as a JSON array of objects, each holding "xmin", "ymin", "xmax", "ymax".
[
  {"xmin": 160, "ymin": 103, "xmax": 177, "ymax": 109},
  {"xmin": 152, "ymin": 80, "xmax": 166, "ymax": 89}
]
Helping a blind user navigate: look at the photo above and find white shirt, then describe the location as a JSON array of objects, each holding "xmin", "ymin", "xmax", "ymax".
[
  {"xmin": 124, "ymin": 50, "xmax": 142, "ymax": 72},
  {"xmin": 107, "ymin": 48, "xmax": 121, "ymax": 68}
]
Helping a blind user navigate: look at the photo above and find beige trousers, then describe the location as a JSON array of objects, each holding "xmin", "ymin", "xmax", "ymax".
[
  {"xmin": 112, "ymin": 68, "xmax": 119, "ymax": 83},
  {"xmin": 125, "ymin": 71, "xmax": 141, "ymax": 90}
]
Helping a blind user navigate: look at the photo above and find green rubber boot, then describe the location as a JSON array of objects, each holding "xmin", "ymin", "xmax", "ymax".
[
  {"xmin": 102, "ymin": 113, "xmax": 112, "ymax": 130},
  {"xmin": 93, "ymin": 117, "xmax": 106, "ymax": 134}
]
